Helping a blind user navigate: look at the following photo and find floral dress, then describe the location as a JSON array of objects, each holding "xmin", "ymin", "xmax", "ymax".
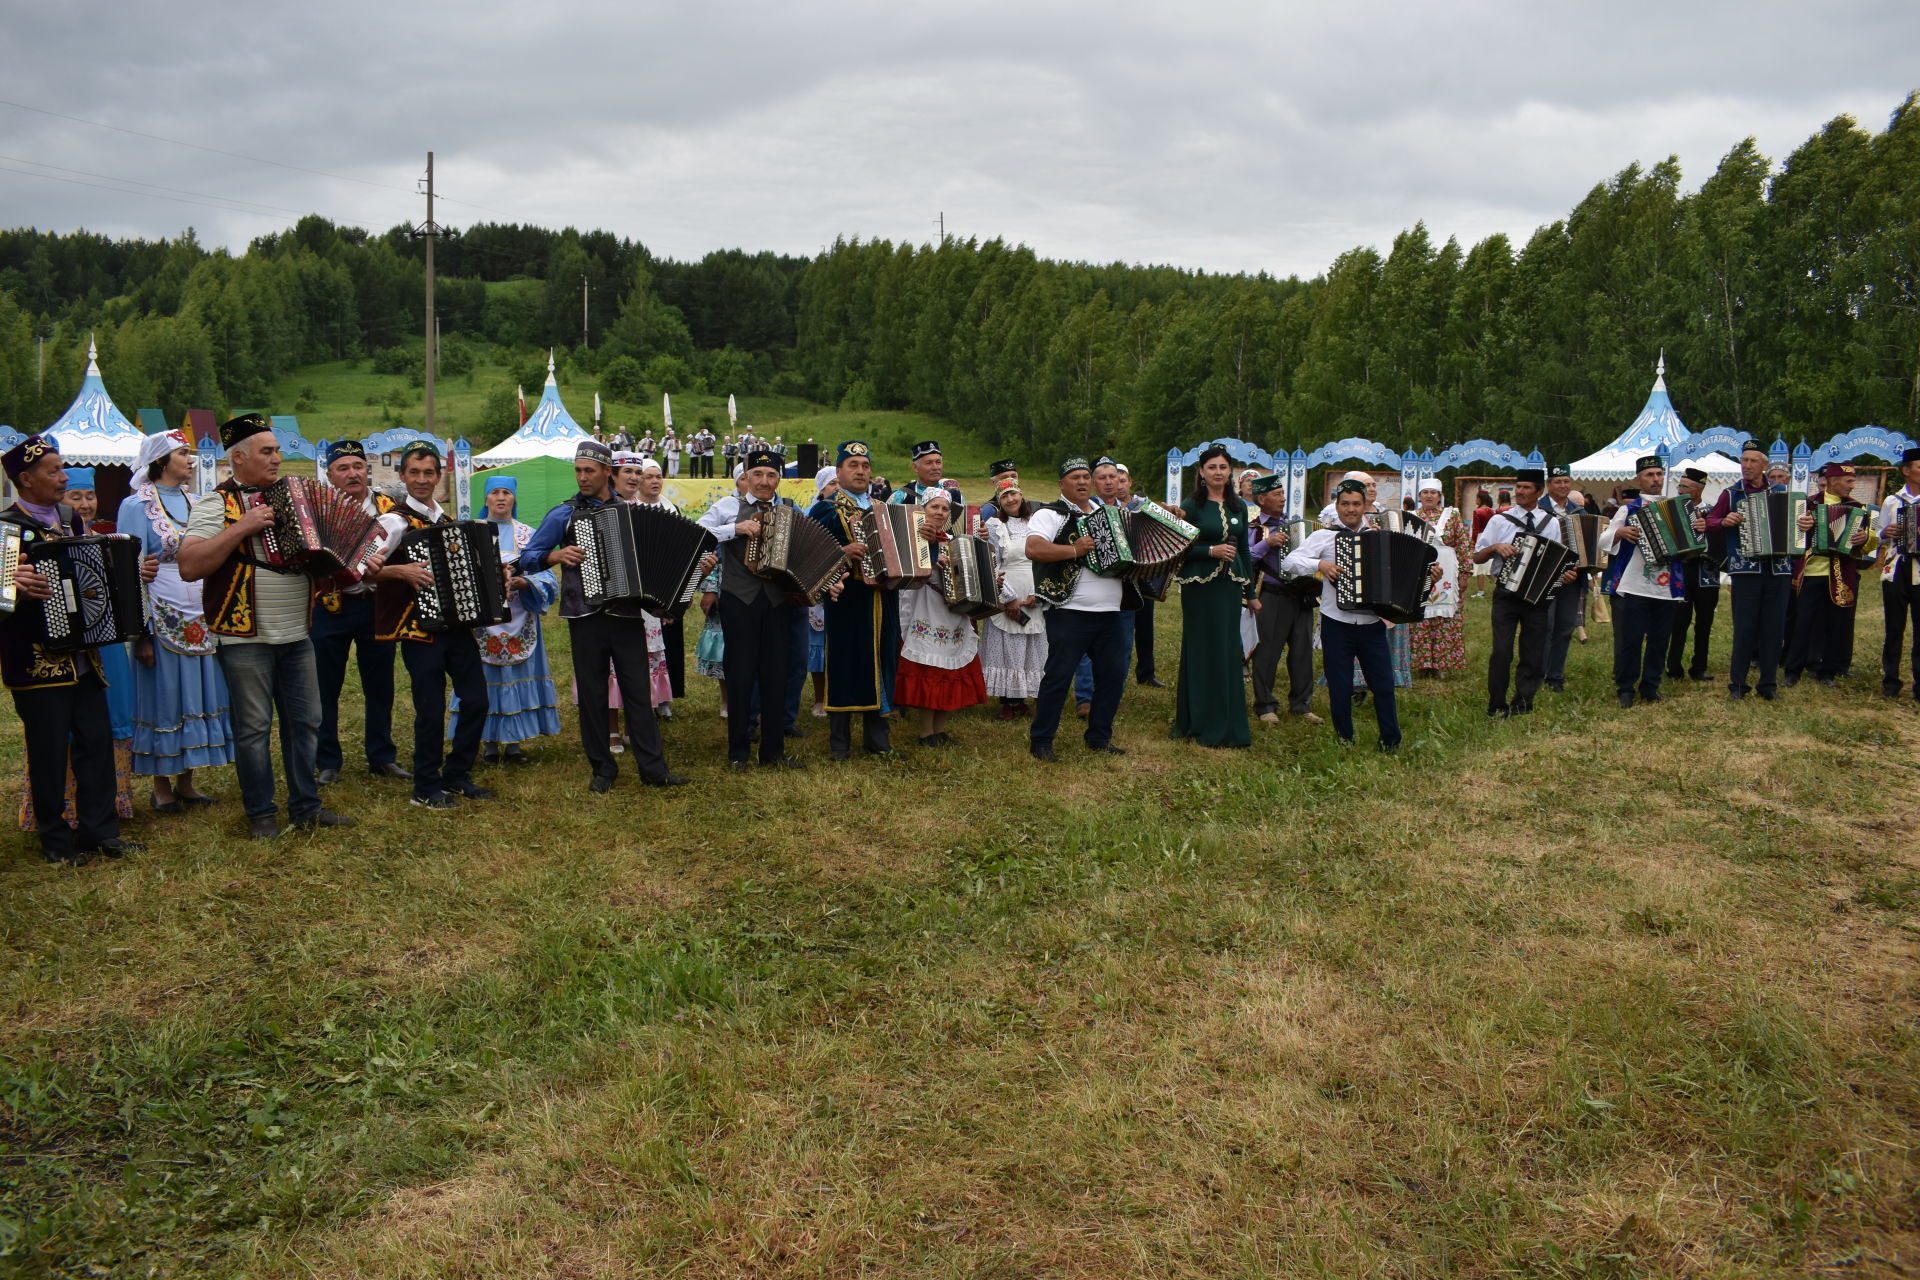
[{"xmin": 1410, "ymin": 506, "xmax": 1470, "ymax": 675}]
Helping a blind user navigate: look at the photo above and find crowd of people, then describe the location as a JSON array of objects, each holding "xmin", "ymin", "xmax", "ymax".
[{"xmin": 4, "ymin": 421, "xmax": 1916, "ymax": 866}]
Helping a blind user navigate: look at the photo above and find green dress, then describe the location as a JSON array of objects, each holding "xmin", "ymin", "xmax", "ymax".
[{"xmin": 1171, "ymin": 497, "xmax": 1254, "ymax": 748}]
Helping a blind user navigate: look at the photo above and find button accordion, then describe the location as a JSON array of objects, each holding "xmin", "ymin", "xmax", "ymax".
[
  {"xmin": 1332, "ymin": 528, "xmax": 1438, "ymax": 623},
  {"xmin": 1888, "ymin": 502, "xmax": 1920, "ymax": 558},
  {"xmin": 1560, "ymin": 513, "xmax": 1607, "ymax": 570},
  {"xmin": 392, "ymin": 521, "xmax": 511, "ymax": 631},
  {"xmin": 0, "ymin": 523, "xmax": 22, "ymax": 616},
  {"xmin": 567, "ymin": 502, "xmax": 718, "ymax": 618},
  {"xmin": 1629, "ymin": 496, "xmax": 1707, "ymax": 566},
  {"xmin": 1266, "ymin": 519, "xmax": 1322, "ymax": 598},
  {"xmin": 938, "ymin": 532, "xmax": 1002, "ymax": 619},
  {"xmin": 1734, "ymin": 490, "xmax": 1805, "ymax": 559},
  {"xmin": 1495, "ymin": 533, "xmax": 1577, "ymax": 606},
  {"xmin": 24, "ymin": 534, "xmax": 151, "ymax": 651},
  {"xmin": 1083, "ymin": 501, "xmax": 1200, "ymax": 581},
  {"xmin": 253, "ymin": 477, "xmax": 386, "ymax": 579},
  {"xmin": 856, "ymin": 503, "xmax": 933, "ymax": 589},
  {"xmin": 1808, "ymin": 501, "xmax": 1873, "ymax": 559},
  {"xmin": 1373, "ymin": 510, "xmax": 1432, "ymax": 542},
  {"xmin": 743, "ymin": 502, "xmax": 851, "ymax": 603}
]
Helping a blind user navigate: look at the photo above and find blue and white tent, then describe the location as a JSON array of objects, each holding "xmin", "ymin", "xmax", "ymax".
[
  {"xmin": 473, "ymin": 352, "xmax": 593, "ymax": 466},
  {"xmin": 40, "ymin": 337, "xmax": 146, "ymax": 466}
]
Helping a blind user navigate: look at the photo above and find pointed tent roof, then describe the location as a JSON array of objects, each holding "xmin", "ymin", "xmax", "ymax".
[
  {"xmin": 1568, "ymin": 353, "xmax": 1690, "ymax": 481},
  {"xmin": 474, "ymin": 351, "xmax": 594, "ymax": 465},
  {"xmin": 45, "ymin": 337, "xmax": 146, "ymax": 466}
]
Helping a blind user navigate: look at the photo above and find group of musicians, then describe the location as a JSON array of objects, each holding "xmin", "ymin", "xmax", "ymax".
[{"xmin": 6, "ymin": 420, "xmax": 1919, "ymax": 864}]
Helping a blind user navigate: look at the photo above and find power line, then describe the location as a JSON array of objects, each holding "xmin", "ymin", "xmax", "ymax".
[
  {"xmin": 0, "ymin": 162, "xmax": 298, "ymax": 221},
  {"xmin": 0, "ymin": 154, "xmax": 316, "ymax": 219}
]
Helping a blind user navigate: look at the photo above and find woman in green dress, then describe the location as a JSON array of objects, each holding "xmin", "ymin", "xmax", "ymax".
[{"xmin": 1171, "ymin": 444, "xmax": 1258, "ymax": 748}]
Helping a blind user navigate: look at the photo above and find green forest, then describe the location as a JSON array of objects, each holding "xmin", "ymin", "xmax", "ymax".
[{"xmin": 2, "ymin": 93, "xmax": 1915, "ymax": 465}]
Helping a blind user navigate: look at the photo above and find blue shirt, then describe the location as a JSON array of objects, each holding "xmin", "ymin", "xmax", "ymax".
[{"xmin": 518, "ymin": 488, "xmax": 616, "ymax": 572}]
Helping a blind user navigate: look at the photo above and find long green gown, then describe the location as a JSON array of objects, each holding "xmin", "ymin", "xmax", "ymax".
[{"xmin": 1171, "ymin": 496, "xmax": 1254, "ymax": 748}]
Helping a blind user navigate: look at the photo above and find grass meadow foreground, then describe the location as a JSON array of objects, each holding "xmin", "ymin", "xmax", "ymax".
[{"xmin": 1, "ymin": 579, "xmax": 1917, "ymax": 1278}]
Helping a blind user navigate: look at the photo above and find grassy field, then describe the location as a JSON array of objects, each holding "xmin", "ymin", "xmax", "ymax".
[{"xmin": 2, "ymin": 558, "xmax": 1918, "ymax": 1276}]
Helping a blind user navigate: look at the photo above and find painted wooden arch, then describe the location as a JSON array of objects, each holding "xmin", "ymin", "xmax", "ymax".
[
  {"xmin": 1810, "ymin": 426, "xmax": 1919, "ymax": 466},
  {"xmin": 1176, "ymin": 438, "xmax": 1277, "ymax": 468},
  {"xmin": 1427, "ymin": 439, "xmax": 1543, "ymax": 473}
]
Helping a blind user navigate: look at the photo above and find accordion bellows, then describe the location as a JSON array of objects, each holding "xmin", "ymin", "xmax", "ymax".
[
  {"xmin": 858, "ymin": 504, "xmax": 933, "ymax": 589},
  {"xmin": 393, "ymin": 521, "xmax": 511, "ymax": 631},
  {"xmin": 256, "ymin": 477, "xmax": 385, "ymax": 579},
  {"xmin": 744, "ymin": 503, "xmax": 850, "ymax": 603},
  {"xmin": 1560, "ymin": 513, "xmax": 1607, "ymax": 570},
  {"xmin": 1333, "ymin": 529, "xmax": 1437, "ymax": 623},
  {"xmin": 1736, "ymin": 492, "xmax": 1806, "ymax": 559},
  {"xmin": 25, "ymin": 534, "xmax": 151, "ymax": 651},
  {"xmin": 938, "ymin": 533, "xmax": 1001, "ymax": 619},
  {"xmin": 567, "ymin": 503, "xmax": 718, "ymax": 618},
  {"xmin": 1809, "ymin": 502, "xmax": 1872, "ymax": 558},
  {"xmin": 1085, "ymin": 501, "xmax": 1199, "ymax": 579},
  {"xmin": 1629, "ymin": 496, "xmax": 1707, "ymax": 566}
]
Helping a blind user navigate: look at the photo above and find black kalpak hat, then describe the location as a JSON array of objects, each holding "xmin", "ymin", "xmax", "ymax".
[
  {"xmin": 219, "ymin": 413, "xmax": 272, "ymax": 450},
  {"xmin": 1681, "ymin": 467, "xmax": 1709, "ymax": 483},
  {"xmin": 1515, "ymin": 467, "xmax": 1546, "ymax": 485},
  {"xmin": 324, "ymin": 439, "xmax": 367, "ymax": 468},
  {"xmin": 575, "ymin": 440, "xmax": 613, "ymax": 465},
  {"xmin": 744, "ymin": 448, "xmax": 784, "ymax": 473},
  {"xmin": 988, "ymin": 458, "xmax": 1016, "ymax": 477},
  {"xmin": 1634, "ymin": 454, "xmax": 1663, "ymax": 473},
  {"xmin": 910, "ymin": 440, "xmax": 941, "ymax": 461},
  {"xmin": 1, "ymin": 433, "xmax": 54, "ymax": 481},
  {"xmin": 1903, "ymin": 447, "xmax": 1920, "ymax": 466},
  {"xmin": 1741, "ymin": 439, "xmax": 1768, "ymax": 456}
]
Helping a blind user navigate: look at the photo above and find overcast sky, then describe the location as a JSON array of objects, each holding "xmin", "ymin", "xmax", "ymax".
[{"xmin": 3, "ymin": 1, "xmax": 1915, "ymax": 279}]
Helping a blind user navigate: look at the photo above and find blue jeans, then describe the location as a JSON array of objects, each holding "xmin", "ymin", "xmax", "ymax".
[
  {"xmin": 1321, "ymin": 617, "xmax": 1400, "ymax": 746},
  {"xmin": 1075, "ymin": 610, "xmax": 1135, "ymax": 704},
  {"xmin": 216, "ymin": 639, "xmax": 322, "ymax": 823}
]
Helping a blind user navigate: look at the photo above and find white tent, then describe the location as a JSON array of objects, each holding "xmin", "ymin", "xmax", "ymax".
[
  {"xmin": 473, "ymin": 352, "xmax": 592, "ymax": 466},
  {"xmin": 1569, "ymin": 355, "xmax": 1689, "ymax": 483},
  {"xmin": 1667, "ymin": 449, "xmax": 1741, "ymax": 504},
  {"xmin": 44, "ymin": 337, "xmax": 145, "ymax": 466}
]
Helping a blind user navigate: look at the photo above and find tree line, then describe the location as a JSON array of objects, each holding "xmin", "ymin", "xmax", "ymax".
[{"xmin": 1, "ymin": 93, "xmax": 1914, "ymax": 463}]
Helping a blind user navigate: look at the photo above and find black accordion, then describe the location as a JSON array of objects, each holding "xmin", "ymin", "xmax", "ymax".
[
  {"xmin": 1333, "ymin": 529, "xmax": 1437, "ymax": 623},
  {"xmin": 857, "ymin": 503, "xmax": 933, "ymax": 589},
  {"xmin": 0, "ymin": 523, "xmax": 22, "ymax": 616},
  {"xmin": 1734, "ymin": 491, "xmax": 1803, "ymax": 559},
  {"xmin": 393, "ymin": 521, "xmax": 511, "ymax": 632},
  {"xmin": 25, "ymin": 534, "xmax": 150, "ymax": 651},
  {"xmin": 938, "ymin": 533, "xmax": 1001, "ymax": 619},
  {"xmin": 1495, "ymin": 533, "xmax": 1577, "ymax": 606},
  {"xmin": 1888, "ymin": 503, "xmax": 1920, "ymax": 559},
  {"xmin": 567, "ymin": 502, "xmax": 718, "ymax": 619},
  {"xmin": 743, "ymin": 502, "xmax": 850, "ymax": 604}
]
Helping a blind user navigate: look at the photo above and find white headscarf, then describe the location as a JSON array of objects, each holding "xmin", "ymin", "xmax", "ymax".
[
  {"xmin": 133, "ymin": 429, "xmax": 192, "ymax": 494},
  {"xmin": 814, "ymin": 465, "xmax": 838, "ymax": 502}
]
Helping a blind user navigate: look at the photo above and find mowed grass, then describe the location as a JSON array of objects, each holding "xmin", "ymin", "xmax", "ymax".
[{"xmin": 2, "ymin": 573, "xmax": 1918, "ymax": 1278}]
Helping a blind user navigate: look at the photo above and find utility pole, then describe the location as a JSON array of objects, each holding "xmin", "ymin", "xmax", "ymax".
[
  {"xmin": 414, "ymin": 151, "xmax": 442, "ymax": 433},
  {"xmin": 581, "ymin": 275, "xmax": 589, "ymax": 348},
  {"xmin": 935, "ymin": 211, "xmax": 945, "ymax": 242}
]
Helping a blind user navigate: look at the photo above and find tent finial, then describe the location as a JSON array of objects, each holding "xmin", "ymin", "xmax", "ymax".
[{"xmin": 86, "ymin": 333, "xmax": 100, "ymax": 375}]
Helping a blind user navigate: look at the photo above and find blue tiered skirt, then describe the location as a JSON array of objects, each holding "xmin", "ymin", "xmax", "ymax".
[{"xmin": 131, "ymin": 644, "xmax": 234, "ymax": 775}]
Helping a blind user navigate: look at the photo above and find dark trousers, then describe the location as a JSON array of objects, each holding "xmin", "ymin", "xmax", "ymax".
[
  {"xmin": 13, "ymin": 673, "xmax": 118, "ymax": 858},
  {"xmin": 720, "ymin": 592, "xmax": 793, "ymax": 763},
  {"xmin": 400, "ymin": 631, "xmax": 487, "ymax": 798},
  {"xmin": 1786, "ymin": 580, "xmax": 1854, "ymax": 681},
  {"xmin": 829, "ymin": 710, "xmax": 891, "ymax": 757},
  {"xmin": 1321, "ymin": 617, "xmax": 1399, "ymax": 746},
  {"xmin": 1487, "ymin": 591, "xmax": 1551, "ymax": 712},
  {"xmin": 1250, "ymin": 589, "xmax": 1315, "ymax": 715},
  {"xmin": 1611, "ymin": 593, "xmax": 1679, "ymax": 697},
  {"xmin": 1543, "ymin": 576, "xmax": 1585, "ymax": 687},
  {"xmin": 1666, "ymin": 586, "xmax": 1719, "ymax": 678},
  {"xmin": 661, "ymin": 611, "xmax": 687, "ymax": 700},
  {"xmin": 784, "ymin": 605, "xmax": 808, "ymax": 731},
  {"xmin": 1882, "ymin": 573, "xmax": 1920, "ymax": 697},
  {"xmin": 1133, "ymin": 598, "xmax": 1157, "ymax": 681},
  {"xmin": 1032, "ymin": 608, "xmax": 1127, "ymax": 752},
  {"xmin": 310, "ymin": 593, "xmax": 398, "ymax": 772},
  {"xmin": 1728, "ymin": 572, "xmax": 1791, "ymax": 696},
  {"xmin": 571, "ymin": 612, "xmax": 669, "ymax": 781}
]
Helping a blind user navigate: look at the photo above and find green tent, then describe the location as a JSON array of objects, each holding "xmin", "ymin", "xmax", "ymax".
[{"xmin": 471, "ymin": 456, "xmax": 579, "ymax": 522}]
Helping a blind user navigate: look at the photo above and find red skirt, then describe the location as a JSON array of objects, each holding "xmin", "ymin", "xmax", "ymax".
[{"xmin": 894, "ymin": 657, "xmax": 987, "ymax": 711}]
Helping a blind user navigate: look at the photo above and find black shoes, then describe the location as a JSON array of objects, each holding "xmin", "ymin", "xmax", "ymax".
[
  {"xmin": 1487, "ymin": 704, "xmax": 1509, "ymax": 719},
  {"xmin": 314, "ymin": 768, "xmax": 341, "ymax": 786},
  {"xmin": 1816, "ymin": 675, "xmax": 1837, "ymax": 688},
  {"xmin": 1617, "ymin": 691, "xmax": 1636, "ymax": 708},
  {"xmin": 292, "ymin": 808, "xmax": 357, "ymax": 829},
  {"xmin": 1377, "ymin": 741, "xmax": 1400, "ymax": 755},
  {"xmin": 503, "ymin": 745, "xmax": 529, "ymax": 765},
  {"xmin": 410, "ymin": 792, "xmax": 458, "ymax": 810},
  {"xmin": 371, "ymin": 762, "xmax": 412, "ymax": 780},
  {"xmin": 447, "ymin": 780, "xmax": 493, "ymax": 800},
  {"xmin": 1089, "ymin": 744, "xmax": 1127, "ymax": 755},
  {"xmin": 481, "ymin": 746, "xmax": 500, "ymax": 765},
  {"xmin": 728, "ymin": 761, "xmax": 752, "ymax": 773},
  {"xmin": 642, "ymin": 772, "xmax": 690, "ymax": 787},
  {"xmin": 1030, "ymin": 745, "xmax": 1060, "ymax": 762},
  {"xmin": 1639, "ymin": 691, "xmax": 1665, "ymax": 704},
  {"xmin": 1137, "ymin": 677, "xmax": 1166, "ymax": 688},
  {"xmin": 589, "ymin": 775, "xmax": 614, "ymax": 794},
  {"xmin": 77, "ymin": 838, "xmax": 142, "ymax": 858},
  {"xmin": 248, "ymin": 816, "xmax": 284, "ymax": 839}
]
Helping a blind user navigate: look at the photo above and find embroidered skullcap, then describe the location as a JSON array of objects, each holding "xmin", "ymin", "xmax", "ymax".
[{"xmin": 219, "ymin": 413, "xmax": 272, "ymax": 451}]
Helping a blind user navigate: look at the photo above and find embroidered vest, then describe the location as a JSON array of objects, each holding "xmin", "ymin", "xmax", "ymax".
[
  {"xmin": 203, "ymin": 481, "xmax": 272, "ymax": 637},
  {"xmin": 373, "ymin": 501, "xmax": 441, "ymax": 642},
  {"xmin": 0, "ymin": 504, "xmax": 97, "ymax": 690}
]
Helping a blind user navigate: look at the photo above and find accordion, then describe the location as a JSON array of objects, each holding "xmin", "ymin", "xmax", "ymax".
[
  {"xmin": 1735, "ymin": 491, "xmax": 1804, "ymax": 559},
  {"xmin": 1264, "ymin": 519, "xmax": 1322, "ymax": 598},
  {"xmin": 744, "ymin": 503, "xmax": 850, "ymax": 604},
  {"xmin": 1560, "ymin": 513, "xmax": 1607, "ymax": 570},
  {"xmin": 1084, "ymin": 501, "xmax": 1200, "ymax": 592},
  {"xmin": 1373, "ymin": 510, "xmax": 1432, "ymax": 543},
  {"xmin": 1496, "ymin": 533, "xmax": 1577, "ymax": 606},
  {"xmin": 0, "ymin": 523, "xmax": 21, "ymax": 616},
  {"xmin": 567, "ymin": 503, "xmax": 718, "ymax": 619},
  {"xmin": 938, "ymin": 532, "xmax": 1002, "ymax": 619},
  {"xmin": 857, "ymin": 503, "xmax": 933, "ymax": 589},
  {"xmin": 24, "ymin": 534, "xmax": 150, "ymax": 651},
  {"xmin": 254, "ymin": 477, "xmax": 385, "ymax": 579},
  {"xmin": 1808, "ymin": 501, "xmax": 1872, "ymax": 558},
  {"xmin": 392, "ymin": 521, "xmax": 511, "ymax": 632},
  {"xmin": 1629, "ymin": 496, "xmax": 1707, "ymax": 566},
  {"xmin": 1333, "ymin": 528, "xmax": 1437, "ymax": 624},
  {"xmin": 1889, "ymin": 503, "xmax": 1920, "ymax": 558}
]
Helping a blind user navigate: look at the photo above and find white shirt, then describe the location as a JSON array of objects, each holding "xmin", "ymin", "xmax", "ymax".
[
  {"xmin": 698, "ymin": 492, "xmax": 781, "ymax": 544},
  {"xmin": 1283, "ymin": 524, "xmax": 1381, "ymax": 627},
  {"xmin": 343, "ymin": 493, "xmax": 408, "ymax": 595},
  {"xmin": 1879, "ymin": 485, "xmax": 1920, "ymax": 586},
  {"xmin": 1473, "ymin": 503, "xmax": 1563, "ymax": 579},
  {"xmin": 1598, "ymin": 504, "xmax": 1679, "ymax": 600},
  {"xmin": 1028, "ymin": 504, "xmax": 1121, "ymax": 611}
]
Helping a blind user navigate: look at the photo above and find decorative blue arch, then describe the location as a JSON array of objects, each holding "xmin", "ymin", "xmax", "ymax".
[
  {"xmin": 1811, "ymin": 426, "xmax": 1918, "ymax": 466},
  {"xmin": 1299, "ymin": 437, "xmax": 1401, "ymax": 469},
  {"xmin": 270, "ymin": 416, "xmax": 318, "ymax": 461},
  {"xmin": 1428, "ymin": 439, "xmax": 1542, "ymax": 472},
  {"xmin": 1177, "ymin": 437, "xmax": 1276, "ymax": 468},
  {"xmin": 1665, "ymin": 426, "xmax": 1752, "ymax": 463}
]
